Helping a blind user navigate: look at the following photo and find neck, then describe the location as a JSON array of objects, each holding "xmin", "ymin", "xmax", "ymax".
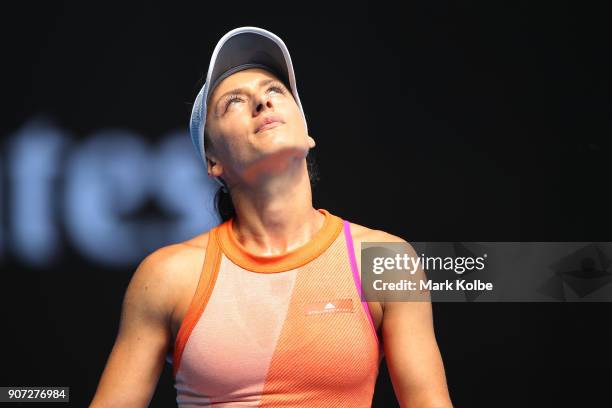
[{"xmin": 228, "ymin": 158, "xmax": 324, "ymax": 256}]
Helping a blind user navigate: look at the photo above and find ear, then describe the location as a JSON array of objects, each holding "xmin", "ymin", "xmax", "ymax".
[
  {"xmin": 206, "ymin": 156, "xmax": 224, "ymax": 178},
  {"xmin": 307, "ymin": 134, "xmax": 316, "ymax": 148}
]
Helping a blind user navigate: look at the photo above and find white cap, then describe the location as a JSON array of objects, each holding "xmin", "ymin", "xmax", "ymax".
[{"xmin": 189, "ymin": 26, "xmax": 308, "ymax": 191}]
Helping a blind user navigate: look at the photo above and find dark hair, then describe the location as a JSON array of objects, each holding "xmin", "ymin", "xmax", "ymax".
[{"xmin": 203, "ymin": 130, "xmax": 319, "ymax": 222}]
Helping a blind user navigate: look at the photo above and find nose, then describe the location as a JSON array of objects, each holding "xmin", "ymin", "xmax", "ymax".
[{"xmin": 253, "ymin": 91, "xmax": 273, "ymax": 115}]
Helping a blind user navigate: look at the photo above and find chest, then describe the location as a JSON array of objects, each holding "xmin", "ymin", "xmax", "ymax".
[
  {"xmin": 169, "ymin": 256, "xmax": 384, "ymax": 350},
  {"xmin": 173, "ymin": 255, "xmax": 382, "ymax": 404}
]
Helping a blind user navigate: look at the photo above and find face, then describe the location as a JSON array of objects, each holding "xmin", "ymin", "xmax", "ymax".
[{"xmin": 204, "ymin": 68, "xmax": 315, "ymax": 185}]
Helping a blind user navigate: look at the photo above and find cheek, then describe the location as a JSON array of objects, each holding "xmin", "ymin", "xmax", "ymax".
[
  {"xmin": 219, "ymin": 115, "xmax": 251, "ymax": 138},
  {"xmin": 210, "ymin": 123, "xmax": 249, "ymax": 158},
  {"xmin": 284, "ymin": 105, "xmax": 306, "ymax": 133}
]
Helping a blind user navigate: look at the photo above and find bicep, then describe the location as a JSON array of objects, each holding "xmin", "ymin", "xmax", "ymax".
[{"xmin": 90, "ymin": 254, "xmax": 173, "ymax": 408}]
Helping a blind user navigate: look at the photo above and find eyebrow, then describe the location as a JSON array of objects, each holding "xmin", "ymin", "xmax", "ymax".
[{"xmin": 213, "ymin": 78, "xmax": 284, "ymax": 115}]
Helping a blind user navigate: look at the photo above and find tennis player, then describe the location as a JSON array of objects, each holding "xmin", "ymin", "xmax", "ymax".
[{"xmin": 90, "ymin": 26, "xmax": 453, "ymax": 408}]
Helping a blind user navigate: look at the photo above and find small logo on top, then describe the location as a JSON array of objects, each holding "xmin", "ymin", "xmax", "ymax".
[{"xmin": 304, "ymin": 299, "xmax": 354, "ymax": 315}]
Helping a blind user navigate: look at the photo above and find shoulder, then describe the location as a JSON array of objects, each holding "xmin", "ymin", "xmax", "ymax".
[
  {"xmin": 144, "ymin": 231, "xmax": 211, "ymax": 269},
  {"xmin": 124, "ymin": 231, "xmax": 213, "ymax": 317},
  {"xmin": 344, "ymin": 219, "xmax": 419, "ymax": 269},
  {"xmin": 343, "ymin": 219, "xmax": 417, "ymax": 314},
  {"xmin": 138, "ymin": 231, "xmax": 211, "ymax": 279},
  {"xmin": 345, "ymin": 219, "xmax": 419, "ymax": 273}
]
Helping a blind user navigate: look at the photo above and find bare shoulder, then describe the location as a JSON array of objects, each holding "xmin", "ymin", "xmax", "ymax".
[
  {"xmin": 126, "ymin": 231, "xmax": 212, "ymax": 319},
  {"xmin": 138, "ymin": 232, "xmax": 210, "ymax": 280},
  {"xmin": 346, "ymin": 220, "xmax": 422, "ymax": 314},
  {"xmin": 144, "ymin": 231, "xmax": 210, "ymax": 270}
]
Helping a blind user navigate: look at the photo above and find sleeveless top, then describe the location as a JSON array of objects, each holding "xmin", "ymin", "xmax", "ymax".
[{"xmin": 167, "ymin": 208, "xmax": 383, "ymax": 407}]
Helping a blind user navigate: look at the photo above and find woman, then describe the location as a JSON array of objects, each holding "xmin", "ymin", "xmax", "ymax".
[{"xmin": 90, "ymin": 26, "xmax": 452, "ymax": 407}]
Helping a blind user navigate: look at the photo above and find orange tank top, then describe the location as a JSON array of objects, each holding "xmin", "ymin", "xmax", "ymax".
[{"xmin": 169, "ymin": 208, "xmax": 383, "ymax": 407}]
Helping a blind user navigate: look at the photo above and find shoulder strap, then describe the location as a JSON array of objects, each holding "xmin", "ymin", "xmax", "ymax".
[
  {"xmin": 172, "ymin": 226, "xmax": 223, "ymax": 378},
  {"xmin": 342, "ymin": 220, "xmax": 380, "ymax": 346}
]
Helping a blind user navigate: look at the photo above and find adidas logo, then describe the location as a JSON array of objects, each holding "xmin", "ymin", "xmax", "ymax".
[{"xmin": 304, "ymin": 299, "xmax": 353, "ymax": 316}]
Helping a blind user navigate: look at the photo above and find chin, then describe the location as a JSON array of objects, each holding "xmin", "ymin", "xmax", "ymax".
[{"xmin": 250, "ymin": 144, "xmax": 308, "ymax": 164}]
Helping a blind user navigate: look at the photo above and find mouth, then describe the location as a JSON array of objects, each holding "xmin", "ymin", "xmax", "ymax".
[{"xmin": 256, "ymin": 121, "xmax": 283, "ymax": 133}]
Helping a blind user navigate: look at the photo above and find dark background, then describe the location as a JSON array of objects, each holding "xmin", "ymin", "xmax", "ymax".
[{"xmin": 2, "ymin": 1, "xmax": 611, "ymax": 407}]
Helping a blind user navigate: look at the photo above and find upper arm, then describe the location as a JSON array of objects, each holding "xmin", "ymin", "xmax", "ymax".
[
  {"xmin": 369, "ymin": 232, "xmax": 453, "ymax": 407},
  {"xmin": 89, "ymin": 248, "xmax": 177, "ymax": 408}
]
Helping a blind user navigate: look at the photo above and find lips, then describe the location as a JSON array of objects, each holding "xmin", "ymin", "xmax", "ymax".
[
  {"xmin": 256, "ymin": 115, "xmax": 284, "ymax": 133},
  {"xmin": 257, "ymin": 121, "xmax": 283, "ymax": 133}
]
